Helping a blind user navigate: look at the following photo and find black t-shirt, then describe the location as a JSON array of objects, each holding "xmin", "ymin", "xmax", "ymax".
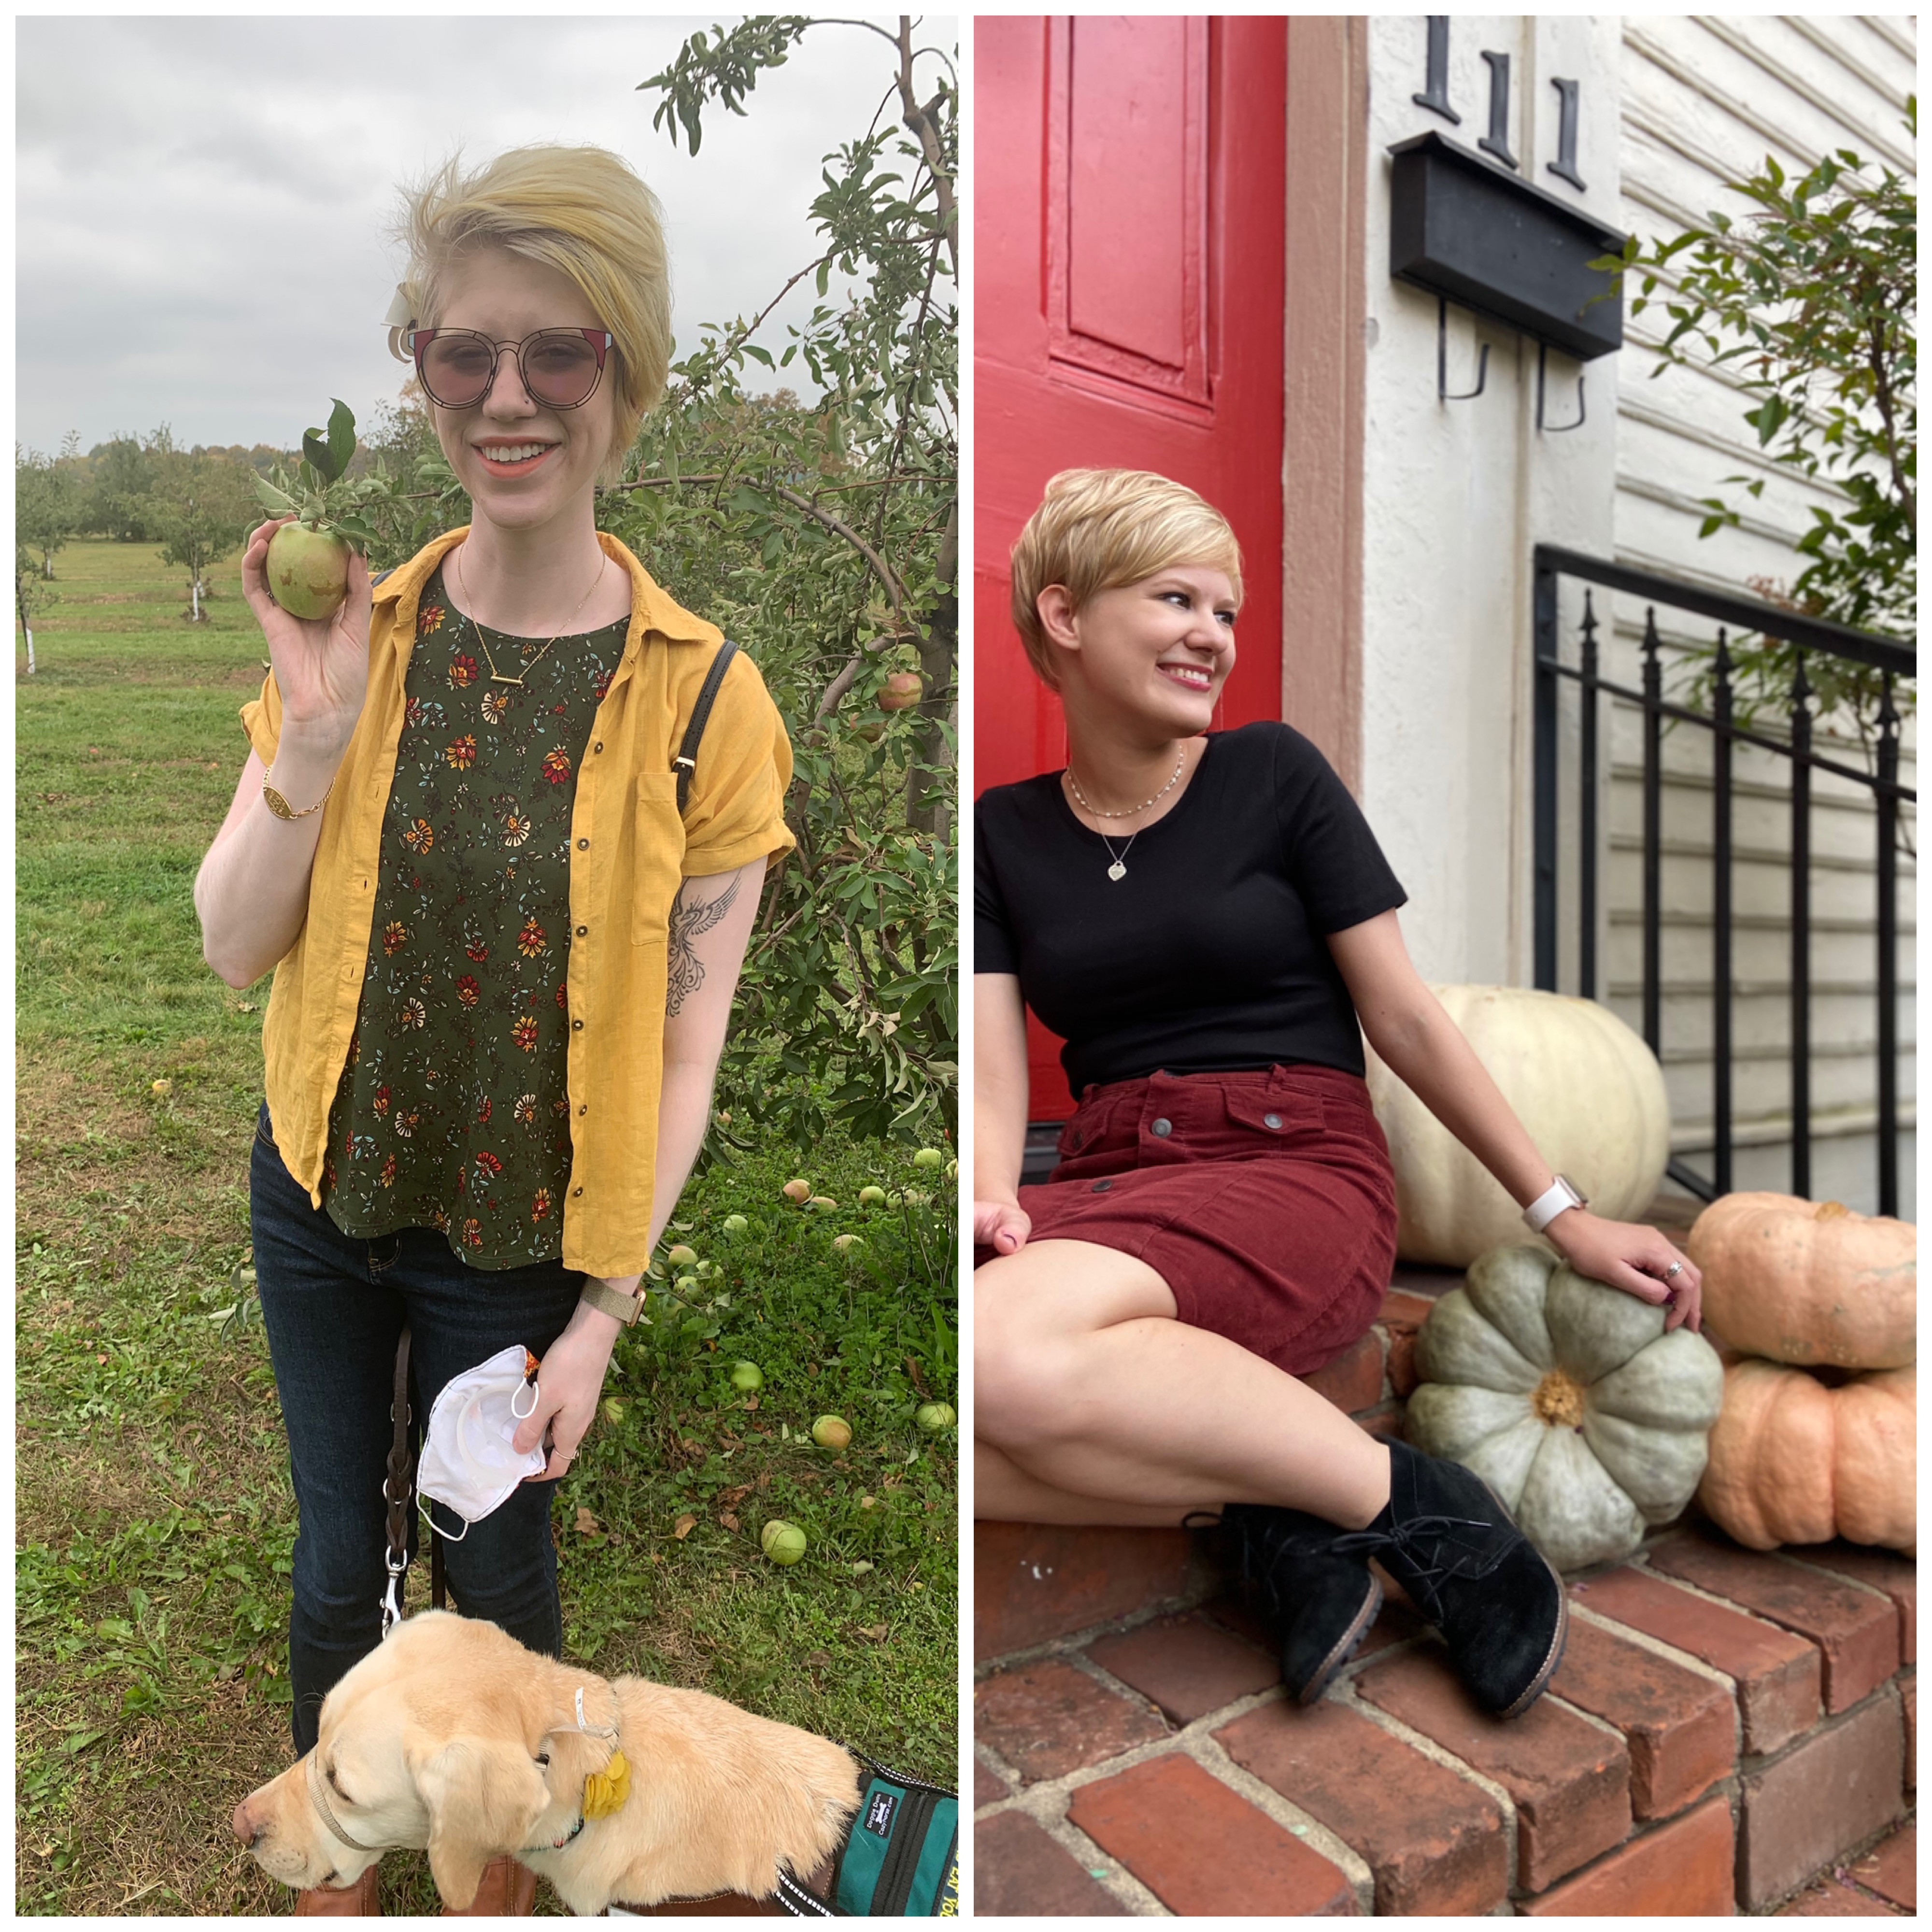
[{"xmin": 975, "ymin": 722, "xmax": 1408, "ymax": 1097}]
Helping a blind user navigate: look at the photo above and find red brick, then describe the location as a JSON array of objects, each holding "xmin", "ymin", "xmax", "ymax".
[
  {"xmin": 1087, "ymin": 1611, "xmax": 1280, "ymax": 1723},
  {"xmin": 1777, "ymin": 1876, "xmax": 1903, "ymax": 1916},
  {"xmin": 1354, "ymin": 1646, "xmax": 1631, "ymax": 1892},
  {"xmin": 1378, "ymin": 1290, "xmax": 1437, "ymax": 1400},
  {"xmin": 974, "ymin": 1809, "xmax": 1130, "ymax": 1917},
  {"xmin": 1738, "ymin": 1690, "xmax": 1905, "ymax": 1908},
  {"xmin": 1518, "ymin": 1793, "xmax": 1735, "ymax": 1917},
  {"xmin": 1067, "ymin": 1752, "xmax": 1357, "ymax": 1915},
  {"xmin": 1785, "ymin": 1544, "xmax": 1916, "ymax": 1667},
  {"xmin": 974, "ymin": 1659, "xmax": 1169, "ymax": 1784},
  {"xmin": 1576, "ymin": 1564, "xmax": 1821, "ymax": 1755},
  {"xmin": 1848, "ymin": 1820, "xmax": 1916, "ymax": 1911},
  {"xmin": 1304, "ymin": 1329, "xmax": 1384, "ymax": 1413},
  {"xmin": 1350, "ymin": 1400, "xmax": 1408, "ymax": 1441},
  {"xmin": 975, "ymin": 1521, "xmax": 1201, "ymax": 1659},
  {"xmin": 1353, "ymin": 1596, "xmax": 1428, "ymax": 1660},
  {"xmin": 1551, "ymin": 1615, "xmax": 1736, "ymax": 1818},
  {"xmin": 1648, "ymin": 1532, "xmax": 1900, "ymax": 1714},
  {"xmin": 1901, "ymin": 1676, "xmax": 1914, "ymax": 1790},
  {"xmin": 1216, "ymin": 1697, "xmax": 1507, "ymax": 1915},
  {"xmin": 974, "ymin": 1758, "xmax": 1011, "ymax": 1808}
]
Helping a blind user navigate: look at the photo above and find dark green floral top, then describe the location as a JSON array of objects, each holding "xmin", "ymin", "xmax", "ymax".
[{"xmin": 322, "ymin": 564, "xmax": 629, "ymax": 1267}]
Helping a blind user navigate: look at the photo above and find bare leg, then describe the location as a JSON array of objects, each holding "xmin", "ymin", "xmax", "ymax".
[
  {"xmin": 975, "ymin": 1238, "xmax": 1391, "ymax": 1528},
  {"xmin": 977, "ymin": 1439, "xmax": 1213, "ymax": 1526}
]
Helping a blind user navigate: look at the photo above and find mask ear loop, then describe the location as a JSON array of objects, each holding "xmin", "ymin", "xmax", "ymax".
[
  {"xmin": 418, "ymin": 1492, "xmax": 473, "ymax": 1543},
  {"xmin": 511, "ymin": 1375, "xmax": 540, "ymax": 1421}
]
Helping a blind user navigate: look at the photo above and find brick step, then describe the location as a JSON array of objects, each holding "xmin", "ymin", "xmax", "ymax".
[{"xmin": 974, "ymin": 1527, "xmax": 1915, "ymax": 1915}]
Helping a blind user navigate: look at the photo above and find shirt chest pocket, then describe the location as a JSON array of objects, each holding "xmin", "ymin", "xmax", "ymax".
[{"xmin": 630, "ymin": 772, "xmax": 687, "ymax": 946}]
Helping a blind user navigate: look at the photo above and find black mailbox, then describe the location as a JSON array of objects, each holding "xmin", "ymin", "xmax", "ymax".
[{"xmin": 1388, "ymin": 130, "xmax": 1628, "ymax": 360}]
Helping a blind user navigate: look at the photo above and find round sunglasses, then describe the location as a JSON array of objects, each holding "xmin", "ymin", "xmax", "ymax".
[{"xmin": 404, "ymin": 327, "xmax": 614, "ymax": 412}]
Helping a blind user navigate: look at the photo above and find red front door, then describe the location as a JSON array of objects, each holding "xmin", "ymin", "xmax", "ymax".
[{"xmin": 975, "ymin": 14, "xmax": 1289, "ymax": 1117}]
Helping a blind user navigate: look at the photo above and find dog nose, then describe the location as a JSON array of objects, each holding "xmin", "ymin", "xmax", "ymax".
[{"xmin": 231, "ymin": 1799, "xmax": 258, "ymax": 1847}]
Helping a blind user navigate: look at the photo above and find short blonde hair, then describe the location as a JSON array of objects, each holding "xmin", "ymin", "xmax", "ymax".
[
  {"xmin": 397, "ymin": 146, "xmax": 673, "ymax": 484},
  {"xmin": 1009, "ymin": 469, "xmax": 1243, "ymax": 687}
]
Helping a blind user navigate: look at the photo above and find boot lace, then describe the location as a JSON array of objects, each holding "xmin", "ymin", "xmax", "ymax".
[{"xmin": 1329, "ymin": 1513, "xmax": 1492, "ymax": 1620}]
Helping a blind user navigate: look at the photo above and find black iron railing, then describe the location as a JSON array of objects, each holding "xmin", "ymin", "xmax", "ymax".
[{"xmin": 1533, "ymin": 546, "xmax": 1915, "ymax": 1212}]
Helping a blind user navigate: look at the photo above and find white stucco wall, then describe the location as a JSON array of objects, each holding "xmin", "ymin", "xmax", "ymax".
[{"xmin": 1356, "ymin": 14, "xmax": 1625, "ymax": 987}]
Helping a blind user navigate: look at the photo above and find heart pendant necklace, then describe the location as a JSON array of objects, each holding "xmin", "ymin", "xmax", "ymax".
[{"xmin": 1098, "ymin": 830, "xmax": 1138, "ymax": 882}]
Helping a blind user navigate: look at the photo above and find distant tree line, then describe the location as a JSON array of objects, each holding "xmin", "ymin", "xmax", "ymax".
[{"xmin": 14, "ymin": 404, "xmax": 433, "ymax": 623}]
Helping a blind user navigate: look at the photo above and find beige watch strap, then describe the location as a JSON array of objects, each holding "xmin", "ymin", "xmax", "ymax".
[{"xmin": 579, "ymin": 1277, "xmax": 645, "ymax": 1326}]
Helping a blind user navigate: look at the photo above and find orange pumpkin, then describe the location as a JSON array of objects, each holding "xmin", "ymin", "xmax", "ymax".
[
  {"xmin": 1697, "ymin": 1359, "xmax": 1915, "ymax": 1555},
  {"xmin": 1687, "ymin": 1192, "xmax": 1916, "ymax": 1371}
]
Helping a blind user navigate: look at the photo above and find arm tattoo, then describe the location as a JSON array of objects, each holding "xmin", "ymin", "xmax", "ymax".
[{"xmin": 665, "ymin": 873, "xmax": 741, "ymax": 1017}]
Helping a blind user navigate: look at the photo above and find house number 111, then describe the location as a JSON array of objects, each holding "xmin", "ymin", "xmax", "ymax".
[{"xmin": 1413, "ymin": 15, "xmax": 1587, "ymax": 193}]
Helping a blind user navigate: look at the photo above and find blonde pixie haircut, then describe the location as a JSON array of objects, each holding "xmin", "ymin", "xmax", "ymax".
[
  {"xmin": 397, "ymin": 145, "xmax": 673, "ymax": 484},
  {"xmin": 1009, "ymin": 469, "xmax": 1244, "ymax": 688}
]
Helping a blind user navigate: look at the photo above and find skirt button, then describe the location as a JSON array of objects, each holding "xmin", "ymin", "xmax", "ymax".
[
  {"xmin": 1264, "ymin": 1112, "xmax": 1283, "ymax": 1130},
  {"xmin": 1091, "ymin": 1179, "xmax": 1113, "ymax": 1193},
  {"xmin": 1150, "ymin": 1118, "xmax": 1172, "ymax": 1137}
]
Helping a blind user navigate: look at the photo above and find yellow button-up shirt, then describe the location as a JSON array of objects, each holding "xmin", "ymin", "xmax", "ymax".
[{"xmin": 242, "ymin": 526, "xmax": 796, "ymax": 1276}]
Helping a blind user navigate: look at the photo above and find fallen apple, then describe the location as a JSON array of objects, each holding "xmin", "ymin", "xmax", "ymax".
[
  {"xmin": 811, "ymin": 1415, "xmax": 853, "ymax": 1449},
  {"xmin": 722, "ymin": 1213, "xmax": 749, "ymax": 1234},
  {"xmin": 730, "ymin": 1361, "xmax": 764, "ymax": 1393},
  {"xmin": 832, "ymin": 1234, "xmax": 864, "ymax": 1253},
  {"xmin": 781, "ymin": 1179, "xmax": 811, "ymax": 1204},
  {"xmin": 761, "ymin": 1520, "xmax": 807, "ymax": 1565},
  {"xmin": 666, "ymin": 1243, "xmax": 699, "ymax": 1266},
  {"xmin": 914, "ymin": 1402, "xmax": 956, "ymax": 1433},
  {"xmin": 857, "ymin": 1185, "xmax": 887, "ymax": 1207},
  {"xmin": 912, "ymin": 1147, "xmax": 945, "ymax": 1169}
]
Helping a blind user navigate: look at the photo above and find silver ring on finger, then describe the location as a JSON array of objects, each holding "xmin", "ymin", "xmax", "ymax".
[{"xmin": 1662, "ymin": 1260, "xmax": 1684, "ymax": 1279}]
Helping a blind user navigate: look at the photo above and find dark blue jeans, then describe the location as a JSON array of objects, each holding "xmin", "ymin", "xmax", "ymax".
[{"xmin": 250, "ymin": 1104, "xmax": 584, "ymax": 1755}]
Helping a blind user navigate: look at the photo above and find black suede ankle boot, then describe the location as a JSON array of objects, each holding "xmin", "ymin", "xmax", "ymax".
[
  {"xmin": 1362, "ymin": 1438, "xmax": 1568, "ymax": 1719},
  {"xmin": 1208, "ymin": 1504, "xmax": 1384, "ymax": 1705}
]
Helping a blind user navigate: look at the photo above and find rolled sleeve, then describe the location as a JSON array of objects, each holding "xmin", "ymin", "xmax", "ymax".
[
  {"xmin": 240, "ymin": 670, "xmax": 284, "ymax": 767},
  {"xmin": 678, "ymin": 651, "xmax": 797, "ymax": 876}
]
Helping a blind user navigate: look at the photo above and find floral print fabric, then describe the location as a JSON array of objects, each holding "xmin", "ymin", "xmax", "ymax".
[{"xmin": 323, "ymin": 564, "xmax": 628, "ymax": 1267}]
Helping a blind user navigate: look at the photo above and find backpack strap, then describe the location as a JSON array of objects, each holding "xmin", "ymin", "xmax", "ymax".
[
  {"xmin": 675, "ymin": 639, "xmax": 740, "ymax": 814},
  {"xmin": 370, "ymin": 567, "xmax": 395, "ymax": 588}
]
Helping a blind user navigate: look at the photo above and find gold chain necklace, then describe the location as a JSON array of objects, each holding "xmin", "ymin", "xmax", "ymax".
[
  {"xmin": 1065, "ymin": 747, "xmax": 1187, "ymax": 819},
  {"xmin": 455, "ymin": 543, "xmax": 607, "ymax": 687}
]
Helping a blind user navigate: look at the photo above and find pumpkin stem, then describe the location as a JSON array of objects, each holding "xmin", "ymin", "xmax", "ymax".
[{"xmin": 1532, "ymin": 1367, "xmax": 1588, "ymax": 1429}]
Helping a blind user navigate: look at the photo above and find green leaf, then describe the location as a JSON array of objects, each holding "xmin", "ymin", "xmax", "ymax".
[
  {"xmin": 326, "ymin": 399, "xmax": 356, "ymax": 481},
  {"xmin": 253, "ymin": 476, "xmax": 298, "ymax": 518}
]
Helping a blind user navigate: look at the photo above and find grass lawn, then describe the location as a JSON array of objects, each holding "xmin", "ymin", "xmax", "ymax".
[{"xmin": 15, "ymin": 540, "xmax": 960, "ymax": 1916}]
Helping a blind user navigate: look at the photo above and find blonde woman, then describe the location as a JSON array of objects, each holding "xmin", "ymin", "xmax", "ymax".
[
  {"xmin": 974, "ymin": 469, "xmax": 1702, "ymax": 1726},
  {"xmin": 197, "ymin": 147, "xmax": 794, "ymax": 1916}
]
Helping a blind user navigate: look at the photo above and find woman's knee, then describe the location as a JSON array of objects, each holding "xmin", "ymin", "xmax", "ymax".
[{"xmin": 974, "ymin": 1297, "xmax": 1090, "ymax": 1454}]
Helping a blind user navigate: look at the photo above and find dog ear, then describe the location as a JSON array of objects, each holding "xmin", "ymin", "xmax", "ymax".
[
  {"xmin": 411, "ymin": 1738, "xmax": 549, "ymax": 1910},
  {"xmin": 541, "ymin": 1720, "xmax": 623, "ymax": 1805}
]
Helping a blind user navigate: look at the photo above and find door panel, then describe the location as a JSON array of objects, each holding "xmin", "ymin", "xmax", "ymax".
[{"xmin": 975, "ymin": 14, "xmax": 1288, "ymax": 1117}]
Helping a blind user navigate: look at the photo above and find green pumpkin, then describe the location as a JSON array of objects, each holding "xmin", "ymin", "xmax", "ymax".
[{"xmin": 1407, "ymin": 1245, "xmax": 1725, "ymax": 1571}]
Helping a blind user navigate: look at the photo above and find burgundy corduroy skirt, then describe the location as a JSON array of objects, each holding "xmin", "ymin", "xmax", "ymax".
[{"xmin": 978, "ymin": 1064, "xmax": 1398, "ymax": 1378}]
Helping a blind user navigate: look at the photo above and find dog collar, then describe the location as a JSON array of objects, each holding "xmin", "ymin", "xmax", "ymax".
[
  {"xmin": 523, "ymin": 1812, "xmax": 587, "ymax": 1855},
  {"xmin": 306, "ymin": 1751, "xmax": 385, "ymax": 1855}
]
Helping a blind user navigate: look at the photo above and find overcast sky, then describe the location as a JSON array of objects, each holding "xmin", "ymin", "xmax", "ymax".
[{"xmin": 17, "ymin": 14, "xmax": 951, "ymax": 455}]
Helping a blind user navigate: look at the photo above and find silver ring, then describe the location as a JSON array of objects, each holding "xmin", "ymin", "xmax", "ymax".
[{"xmin": 1663, "ymin": 1261, "xmax": 1684, "ymax": 1279}]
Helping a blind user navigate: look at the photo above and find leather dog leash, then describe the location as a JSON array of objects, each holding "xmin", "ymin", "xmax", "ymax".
[{"xmin": 381, "ymin": 1328, "xmax": 445, "ymax": 1639}]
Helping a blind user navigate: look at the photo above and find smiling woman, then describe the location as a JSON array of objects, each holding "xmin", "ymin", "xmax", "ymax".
[{"xmin": 191, "ymin": 143, "xmax": 797, "ymax": 1918}]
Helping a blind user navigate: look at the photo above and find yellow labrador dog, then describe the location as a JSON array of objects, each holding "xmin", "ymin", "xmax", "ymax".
[{"xmin": 233, "ymin": 1611, "xmax": 860, "ymax": 1914}]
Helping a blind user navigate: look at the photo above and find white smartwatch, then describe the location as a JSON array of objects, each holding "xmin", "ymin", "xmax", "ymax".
[{"xmin": 1523, "ymin": 1174, "xmax": 1589, "ymax": 1235}]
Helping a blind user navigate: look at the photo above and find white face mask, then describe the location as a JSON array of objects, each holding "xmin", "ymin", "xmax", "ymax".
[{"xmin": 417, "ymin": 1343, "xmax": 546, "ymax": 1537}]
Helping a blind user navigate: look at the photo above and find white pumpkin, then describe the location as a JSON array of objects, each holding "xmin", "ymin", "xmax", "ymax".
[
  {"xmin": 1365, "ymin": 985, "xmax": 1670, "ymax": 1267},
  {"xmin": 1407, "ymin": 1244, "xmax": 1725, "ymax": 1571}
]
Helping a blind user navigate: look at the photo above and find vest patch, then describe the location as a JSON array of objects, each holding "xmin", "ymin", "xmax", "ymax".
[{"xmin": 863, "ymin": 1789, "xmax": 897, "ymax": 1838}]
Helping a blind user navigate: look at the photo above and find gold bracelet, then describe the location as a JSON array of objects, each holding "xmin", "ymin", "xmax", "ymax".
[{"xmin": 261, "ymin": 767, "xmax": 336, "ymax": 821}]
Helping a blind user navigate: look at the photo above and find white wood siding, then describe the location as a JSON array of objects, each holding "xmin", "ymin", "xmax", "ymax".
[{"xmin": 1610, "ymin": 15, "xmax": 1915, "ymax": 1216}]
